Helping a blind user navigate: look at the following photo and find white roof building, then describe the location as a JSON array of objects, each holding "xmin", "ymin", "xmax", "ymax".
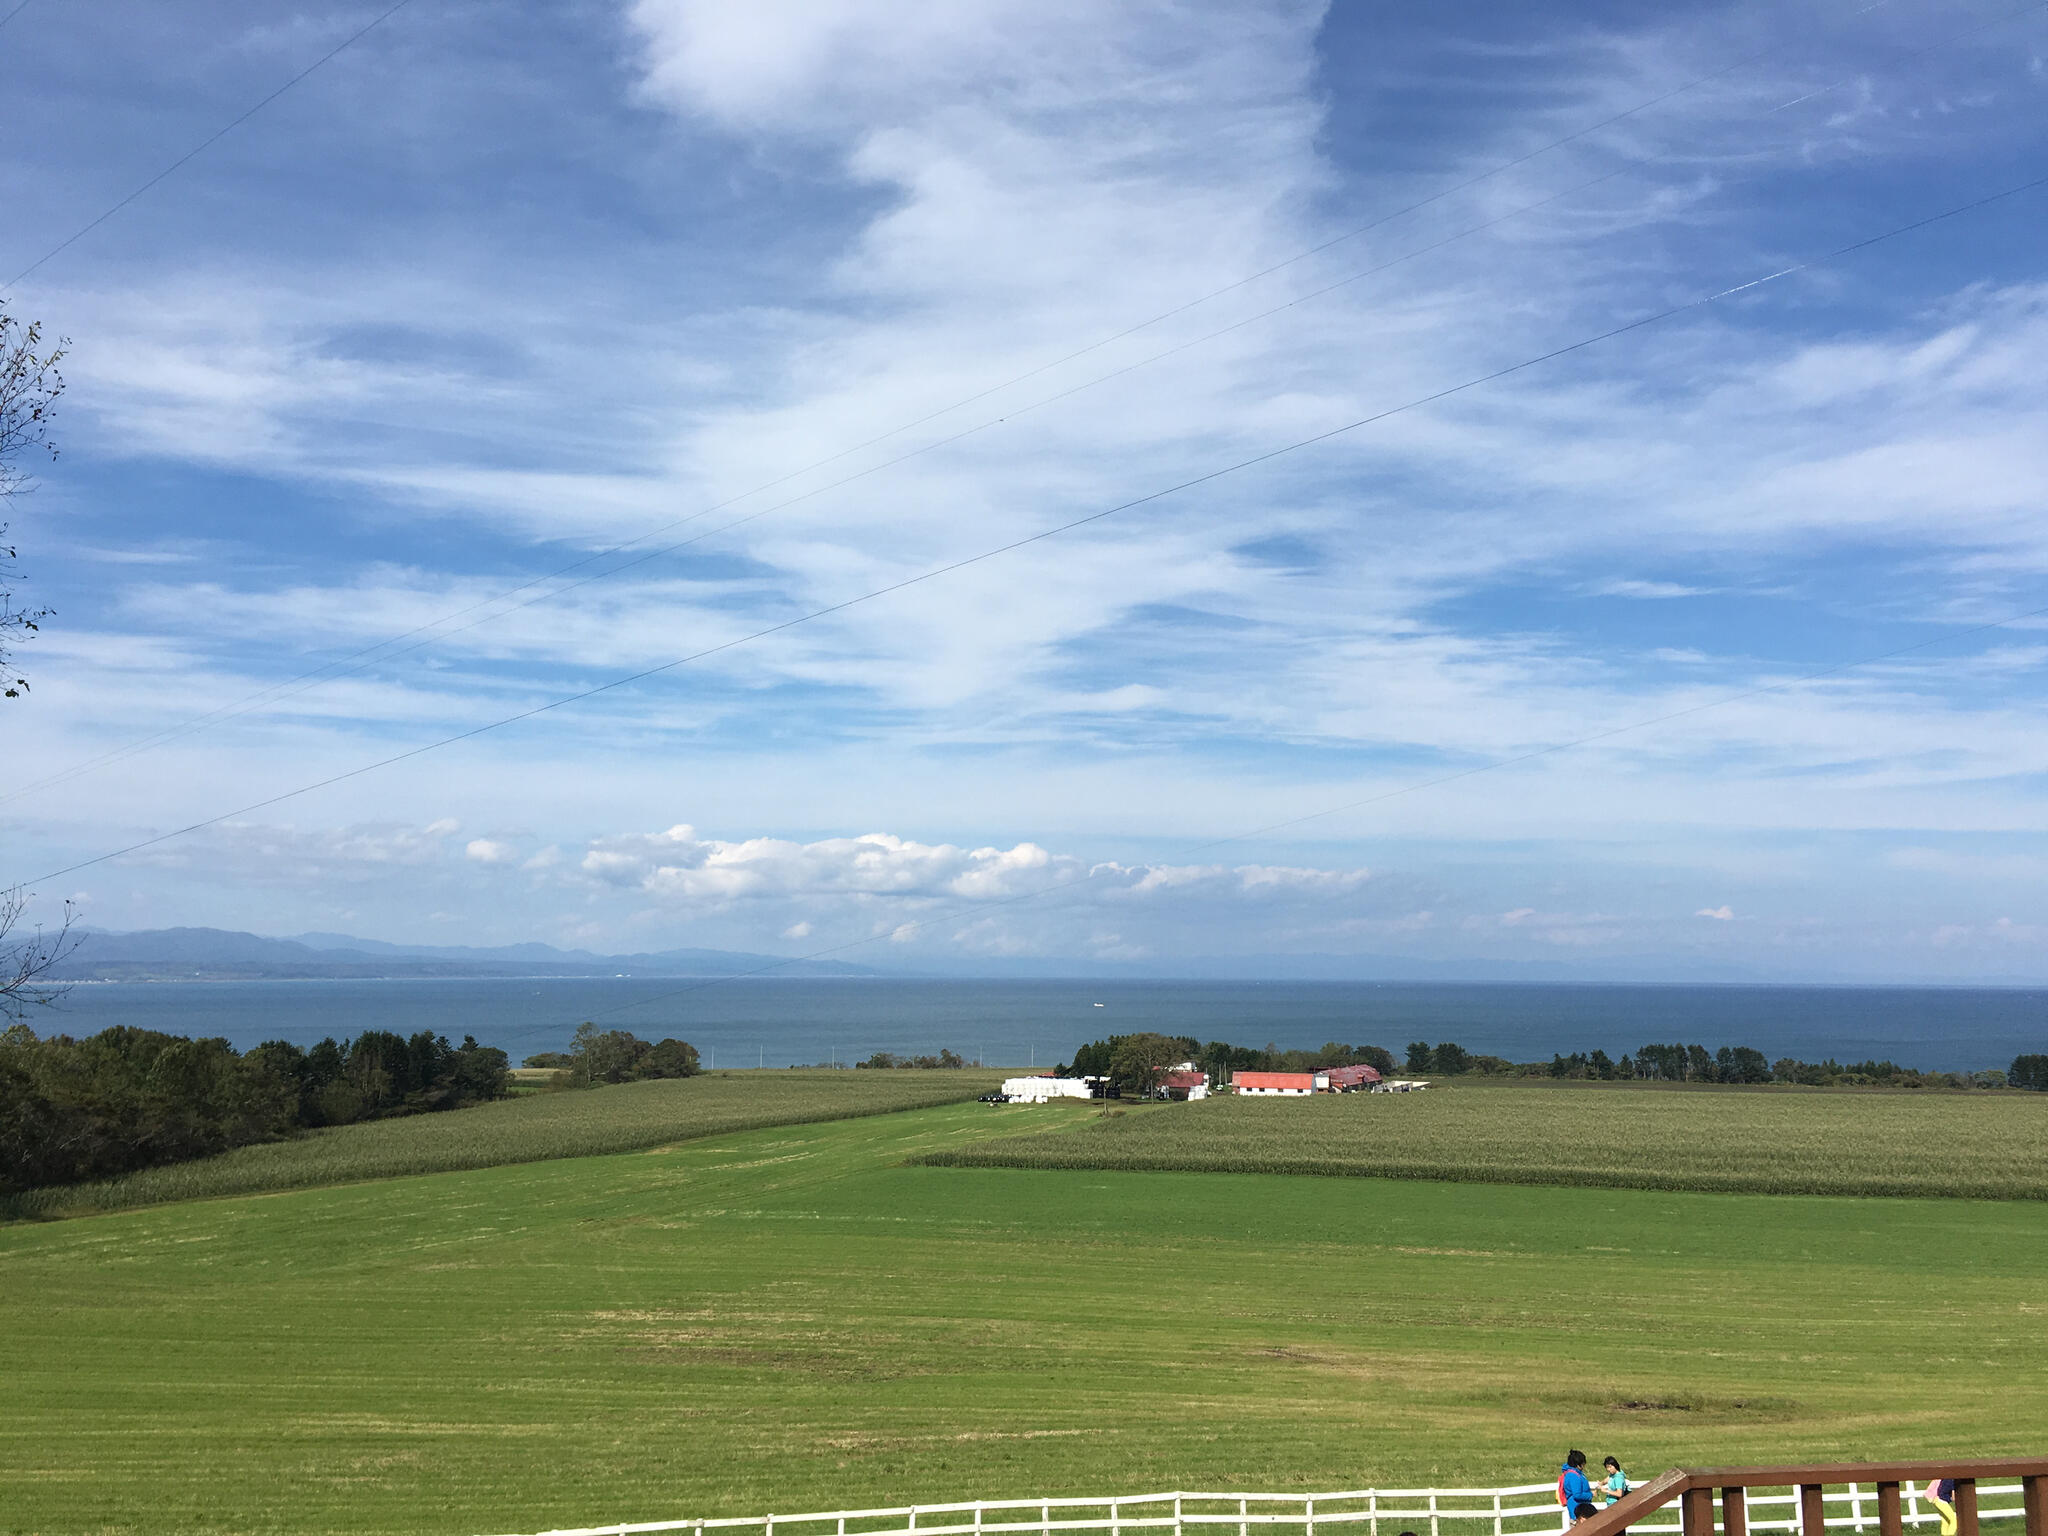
[{"xmin": 1001, "ymin": 1075, "xmax": 1093, "ymax": 1102}]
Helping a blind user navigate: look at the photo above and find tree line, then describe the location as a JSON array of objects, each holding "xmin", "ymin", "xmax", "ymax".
[
  {"xmin": 523, "ymin": 1032, "xmax": 977, "ymax": 1078},
  {"xmin": 1545, "ymin": 1042, "xmax": 2037, "ymax": 1090},
  {"xmin": 1054, "ymin": 1031, "xmax": 2047, "ymax": 1095},
  {"xmin": 855, "ymin": 1049, "xmax": 970, "ymax": 1069},
  {"xmin": 0, "ymin": 1023, "xmax": 510, "ymax": 1196}
]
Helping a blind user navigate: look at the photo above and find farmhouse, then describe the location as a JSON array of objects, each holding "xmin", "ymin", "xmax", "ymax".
[
  {"xmin": 1232, "ymin": 1070, "xmax": 1318, "ymax": 1095},
  {"xmin": 1159, "ymin": 1069, "xmax": 1209, "ymax": 1101},
  {"xmin": 1002, "ymin": 1075, "xmax": 1093, "ymax": 1103}
]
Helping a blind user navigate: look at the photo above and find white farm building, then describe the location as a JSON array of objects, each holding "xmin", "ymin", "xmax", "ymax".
[{"xmin": 1002, "ymin": 1075, "xmax": 1093, "ymax": 1103}]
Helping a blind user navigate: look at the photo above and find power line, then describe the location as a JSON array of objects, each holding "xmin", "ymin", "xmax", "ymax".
[
  {"xmin": 19, "ymin": 168, "xmax": 2045, "ymax": 890},
  {"xmin": 0, "ymin": 0, "xmax": 34, "ymax": 34},
  {"xmin": 0, "ymin": 154, "xmax": 1646, "ymax": 808},
  {"xmin": 2, "ymin": 0, "xmax": 415, "ymax": 291},
  {"xmin": 21, "ymin": 0, "xmax": 2016, "ymax": 803},
  {"xmin": 572, "ymin": 594, "xmax": 2048, "ymax": 1028}
]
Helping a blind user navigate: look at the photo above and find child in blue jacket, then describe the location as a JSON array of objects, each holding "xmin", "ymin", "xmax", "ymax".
[{"xmin": 1559, "ymin": 1451, "xmax": 1599, "ymax": 1526}]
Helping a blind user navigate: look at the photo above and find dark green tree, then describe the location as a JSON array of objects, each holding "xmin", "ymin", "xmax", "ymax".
[
  {"xmin": 344, "ymin": 1030, "xmax": 409, "ymax": 1110},
  {"xmin": 641, "ymin": 1038, "xmax": 701, "ymax": 1078},
  {"xmin": 1195, "ymin": 1039, "xmax": 1264, "ymax": 1083},
  {"xmin": 569, "ymin": 1022, "xmax": 652, "ymax": 1085},
  {"xmin": 1068, "ymin": 1039, "xmax": 1114, "ymax": 1079},
  {"xmin": 2010, "ymin": 1054, "xmax": 2048, "ymax": 1091},
  {"xmin": 1108, "ymin": 1032, "xmax": 1183, "ymax": 1096},
  {"xmin": 1405, "ymin": 1040, "xmax": 1432, "ymax": 1073},
  {"xmin": 1635, "ymin": 1043, "xmax": 1685, "ymax": 1080},
  {"xmin": 1717, "ymin": 1045, "xmax": 1771, "ymax": 1084}
]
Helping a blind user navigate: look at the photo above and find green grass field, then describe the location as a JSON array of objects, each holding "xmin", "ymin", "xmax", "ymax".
[
  {"xmin": 917, "ymin": 1080, "xmax": 2048, "ymax": 1198},
  {"xmin": 0, "ymin": 1068, "xmax": 1003, "ymax": 1220},
  {"xmin": 4, "ymin": 1094, "xmax": 2043, "ymax": 1536}
]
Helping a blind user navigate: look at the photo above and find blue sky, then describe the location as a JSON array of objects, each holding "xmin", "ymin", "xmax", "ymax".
[{"xmin": 3, "ymin": 0, "xmax": 2046, "ymax": 979}]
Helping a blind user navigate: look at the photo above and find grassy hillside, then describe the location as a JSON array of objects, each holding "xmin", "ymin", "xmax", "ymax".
[
  {"xmin": 1, "ymin": 1068, "xmax": 1003, "ymax": 1219},
  {"xmin": 3, "ymin": 1097, "xmax": 2044, "ymax": 1536},
  {"xmin": 916, "ymin": 1080, "xmax": 2048, "ymax": 1198}
]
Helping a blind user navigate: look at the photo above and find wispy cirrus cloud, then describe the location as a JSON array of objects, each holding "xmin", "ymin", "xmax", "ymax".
[{"xmin": 5, "ymin": 0, "xmax": 2047, "ymax": 977}]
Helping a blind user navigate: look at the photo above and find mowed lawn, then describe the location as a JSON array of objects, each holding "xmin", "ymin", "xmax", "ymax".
[{"xmin": 4, "ymin": 1100, "xmax": 2044, "ymax": 1536}]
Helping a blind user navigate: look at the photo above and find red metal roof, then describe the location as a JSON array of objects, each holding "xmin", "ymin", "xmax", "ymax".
[
  {"xmin": 1324, "ymin": 1064, "xmax": 1382, "ymax": 1086},
  {"xmin": 1161, "ymin": 1070, "xmax": 1207, "ymax": 1089},
  {"xmin": 1232, "ymin": 1071, "xmax": 1317, "ymax": 1090}
]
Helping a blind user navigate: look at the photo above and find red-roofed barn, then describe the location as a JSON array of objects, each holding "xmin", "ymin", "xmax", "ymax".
[{"xmin": 1232, "ymin": 1070, "xmax": 1317, "ymax": 1095}]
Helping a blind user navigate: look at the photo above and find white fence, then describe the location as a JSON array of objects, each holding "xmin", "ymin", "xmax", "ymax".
[{"xmin": 494, "ymin": 1479, "xmax": 2037, "ymax": 1536}]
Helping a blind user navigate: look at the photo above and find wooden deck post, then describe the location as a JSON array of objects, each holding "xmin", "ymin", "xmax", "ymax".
[
  {"xmin": 1955, "ymin": 1481, "xmax": 1978, "ymax": 1536},
  {"xmin": 1722, "ymin": 1487, "xmax": 1748, "ymax": 1536},
  {"xmin": 1801, "ymin": 1485, "xmax": 1827, "ymax": 1536},
  {"xmin": 1878, "ymin": 1483, "xmax": 1903, "ymax": 1536},
  {"xmin": 1684, "ymin": 1486, "xmax": 1717, "ymax": 1536},
  {"xmin": 2021, "ymin": 1477, "xmax": 2044, "ymax": 1536}
]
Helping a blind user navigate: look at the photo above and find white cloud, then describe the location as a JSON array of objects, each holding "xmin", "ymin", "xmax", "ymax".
[
  {"xmin": 1589, "ymin": 579, "xmax": 1711, "ymax": 599},
  {"xmin": 14, "ymin": 1, "xmax": 2048, "ymax": 979},
  {"xmin": 567, "ymin": 823, "xmax": 1367, "ymax": 913},
  {"xmin": 116, "ymin": 818, "xmax": 464, "ymax": 884},
  {"xmin": 629, "ymin": 0, "xmax": 1179, "ymax": 135},
  {"xmin": 1696, "ymin": 905, "xmax": 1735, "ymax": 921}
]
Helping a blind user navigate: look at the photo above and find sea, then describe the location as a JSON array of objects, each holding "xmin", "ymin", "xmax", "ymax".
[{"xmin": 30, "ymin": 977, "xmax": 2048, "ymax": 1073}]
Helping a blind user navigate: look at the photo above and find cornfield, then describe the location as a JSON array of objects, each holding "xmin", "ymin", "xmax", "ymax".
[
  {"xmin": 913, "ymin": 1083, "xmax": 2048, "ymax": 1198},
  {"xmin": 5, "ymin": 1069, "xmax": 1002, "ymax": 1220}
]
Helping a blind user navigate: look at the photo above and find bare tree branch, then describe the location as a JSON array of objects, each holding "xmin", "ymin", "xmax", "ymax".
[
  {"xmin": 0, "ymin": 887, "xmax": 78, "ymax": 1022},
  {"xmin": 1, "ymin": 298, "xmax": 66, "ymax": 698}
]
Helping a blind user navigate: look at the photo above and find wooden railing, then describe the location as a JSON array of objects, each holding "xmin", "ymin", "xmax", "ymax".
[
  {"xmin": 489, "ymin": 1467, "xmax": 2043, "ymax": 1536},
  {"xmin": 1574, "ymin": 1460, "xmax": 2048, "ymax": 1536}
]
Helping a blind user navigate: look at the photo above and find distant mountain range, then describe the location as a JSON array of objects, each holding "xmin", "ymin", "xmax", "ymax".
[
  {"xmin": 48, "ymin": 927, "xmax": 884, "ymax": 982},
  {"xmin": 46, "ymin": 926, "xmax": 2044, "ymax": 988},
  {"xmin": 52, "ymin": 927, "xmax": 1759, "ymax": 986}
]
